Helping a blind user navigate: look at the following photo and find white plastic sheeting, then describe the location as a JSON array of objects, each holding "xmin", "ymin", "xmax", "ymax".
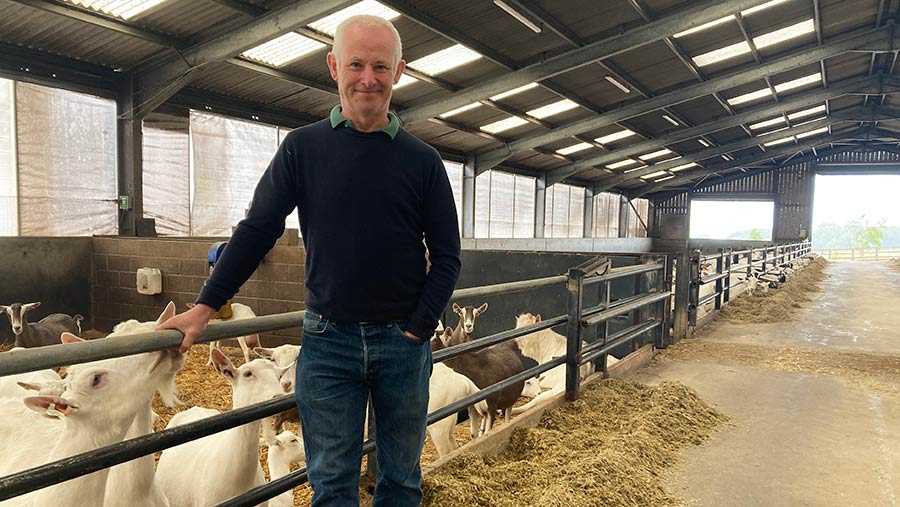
[
  {"xmin": 15, "ymin": 82, "xmax": 117, "ymax": 236},
  {"xmin": 143, "ymin": 127, "xmax": 190, "ymax": 236},
  {"xmin": 592, "ymin": 192, "xmax": 621, "ymax": 238},
  {"xmin": 544, "ymin": 183, "xmax": 584, "ymax": 238},
  {"xmin": 0, "ymin": 79, "xmax": 15, "ymax": 236},
  {"xmin": 474, "ymin": 170, "xmax": 535, "ymax": 238},
  {"xmin": 443, "ymin": 160, "xmax": 463, "ymax": 233},
  {"xmin": 189, "ymin": 111, "xmax": 300, "ymax": 237}
]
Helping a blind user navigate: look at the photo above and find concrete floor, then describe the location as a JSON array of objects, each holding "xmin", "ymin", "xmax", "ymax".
[{"xmin": 635, "ymin": 261, "xmax": 900, "ymax": 507}]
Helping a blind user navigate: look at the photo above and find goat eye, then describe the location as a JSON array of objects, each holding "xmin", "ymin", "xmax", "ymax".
[
  {"xmin": 91, "ymin": 374, "xmax": 102, "ymax": 387},
  {"xmin": 243, "ymin": 371, "xmax": 253, "ymax": 378}
]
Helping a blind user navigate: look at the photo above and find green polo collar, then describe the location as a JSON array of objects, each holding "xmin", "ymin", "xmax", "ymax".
[{"xmin": 329, "ymin": 105, "xmax": 400, "ymax": 139}]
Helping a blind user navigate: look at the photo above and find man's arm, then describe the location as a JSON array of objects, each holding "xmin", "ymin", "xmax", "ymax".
[
  {"xmin": 405, "ymin": 154, "xmax": 462, "ymax": 340},
  {"xmin": 157, "ymin": 139, "xmax": 300, "ymax": 350}
]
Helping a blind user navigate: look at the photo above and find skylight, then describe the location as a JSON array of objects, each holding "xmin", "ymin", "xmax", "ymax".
[
  {"xmin": 692, "ymin": 18, "xmax": 814, "ymax": 67},
  {"xmin": 556, "ymin": 143, "xmax": 593, "ymax": 156},
  {"xmin": 528, "ymin": 99, "xmax": 579, "ymax": 119},
  {"xmin": 796, "ymin": 126, "xmax": 829, "ymax": 139},
  {"xmin": 595, "ymin": 129, "xmax": 636, "ymax": 145},
  {"xmin": 670, "ymin": 162, "xmax": 698, "ymax": 172},
  {"xmin": 480, "ymin": 116, "xmax": 529, "ymax": 134},
  {"xmin": 308, "ymin": 0, "xmax": 400, "ymax": 36},
  {"xmin": 763, "ymin": 136, "xmax": 794, "ymax": 147},
  {"xmin": 774, "ymin": 73, "xmax": 821, "ymax": 93},
  {"xmin": 641, "ymin": 170, "xmax": 669, "ymax": 180},
  {"xmin": 69, "ymin": 0, "xmax": 170, "ymax": 19},
  {"xmin": 753, "ymin": 20, "xmax": 815, "ymax": 50},
  {"xmin": 490, "ymin": 83, "xmax": 539, "ymax": 101},
  {"xmin": 788, "ymin": 104, "xmax": 827, "ymax": 120},
  {"xmin": 407, "ymin": 44, "xmax": 482, "ymax": 76},
  {"xmin": 727, "ymin": 88, "xmax": 772, "ymax": 106},
  {"xmin": 439, "ymin": 103, "xmax": 481, "ymax": 118},
  {"xmin": 242, "ymin": 32, "xmax": 327, "ymax": 67},
  {"xmin": 393, "ymin": 74, "xmax": 419, "ymax": 89},
  {"xmin": 749, "ymin": 116, "xmax": 786, "ymax": 130},
  {"xmin": 638, "ymin": 149, "xmax": 674, "ymax": 161},
  {"xmin": 656, "ymin": 175, "xmax": 675, "ymax": 182},
  {"xmin": 607, "ymin": 159, "xmax": 640, "ymax": 170},
  {"xmin": 673, "ymin": 0, "xmax": 793, "ymax": 38}
]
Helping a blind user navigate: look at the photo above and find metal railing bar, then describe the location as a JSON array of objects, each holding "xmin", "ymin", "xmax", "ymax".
[
  {"xmin": 0, "ymin": 312, "xmax": 306, "ymax": 378},
  {"xmin": 583, "ymin": 263, "xmax": 662, "ymax": 286},
  {"xmin": 582, "ymin": 320, "xmax": 660, "ymax": 364},
  {"xmin": 581, "ymin": 319, "xmax": 660, "ymax": 357},
  {"xmin": 581, "ymin": 292, "xmax": 669, "ymax": 328},
  {"xmin": 582, "ymin": 293, "xmax": 646, "ymax": 320},
  {"xmin": 432, "ymin": 315, "xmax": 568, "ymax": 363},
  {"xmin": 450, "ymin": 274, "xmax": 568, "ymax": 300}
]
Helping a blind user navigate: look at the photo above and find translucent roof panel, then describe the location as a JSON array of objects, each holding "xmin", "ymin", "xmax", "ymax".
[
  {"xmin": 407, "ymin": 44, "xmax": 482, "ymax": 76},
  {"xmin": 556, "ymin": 142, "xmax": 593, "ymax": 155},
  {"xmin": 393, "ymin": 74, "xmax": 419, "ymax": 89},
  {"xmin": 480, "ymin": 116, "xmax": 529, "ymax": 134},
  {"xmin": 743, "ymin": 0, "xmax": 792, "ymax": 16},
  {"xmin": 753, "ymin": 19, "xmax": 815, "ymax": 50},
  {"xmin": 439, "ymin": 103, "xmax": 481, "ymax": 118},
  {"xmin": 527, "ymin": 99, "xmax": 579, "ymax": 119},
  {"xmin": 671, "ymin": 162, "xmax": 698, "ymax": 172},
  {"xmin": 308, "ymin": 1, "xmax": 401, "ymax": 36},
  {"xmin": 693, "ymin": 40, "xmax": 751, "ymax": 67},
  {"xmin": 595, "ymin": 129, "xmax": 636, "ymax": 145},
  {"xmin": 796, "ymin": 126, "xmax": 829, "ymax": 139},
  {"xmin": 607, "ymin": 159, "xmax": 640, "ymax": 170},
  {"xmin": 69, "ymin": 0, "xmax": 170, "ymax": 19},
  {"xmin": 774, "ymin": 72, "xmax": 821, "ymax": 93},
  {"xmin": 672, "ymin": 0, "xmax": 792, "ymax": 38},
  {"xmin": 763, "ymin": 136, "xmax": 795, "ymax": 147},
  {"xmin": 655, "ymin": 175, "xmax": 675, "ymax": 182},
  {"xmin": 750, "ymin": 116, "xmax": 787, "ymax": 130},
  {"xmin": 788, "ymin": 104, "xmax": 827, "ymax": 120},
  {"xmin": 727, "ymin": 87, "xmax": 772, "ymax": 106},
  {"xmin": 241, "ymin": 32, "xmax": 327, "ymax": 67},
  {"xmin": 638, "ymin": 148, "xmax": 674, "ymax": 161},
  {"xmin": 490, "ymin": 83, "xmax": 539, "ymax": 101},
  {"xmin": 641, "ymin": 170, "xmax": 669, "ymax": 180}
]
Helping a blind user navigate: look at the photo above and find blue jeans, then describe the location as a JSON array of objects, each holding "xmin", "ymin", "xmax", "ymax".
[{"xmin": 295, "ymin": 312, "xmax": 432, "ymax": 507}]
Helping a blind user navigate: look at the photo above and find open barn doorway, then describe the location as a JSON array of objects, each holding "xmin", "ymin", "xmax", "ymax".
[
  {"xmin": 811, "ymin": 175, "xmax": 900, "ymax": 259},
  {"xmin": 688, "ymin": 199, "xmax": 775, "ymax": 241}
]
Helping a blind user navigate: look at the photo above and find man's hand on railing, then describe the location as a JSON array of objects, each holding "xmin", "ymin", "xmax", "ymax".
[{"xmin": 155, "ymin": 303, "xmax": 216, "ymax": 354}]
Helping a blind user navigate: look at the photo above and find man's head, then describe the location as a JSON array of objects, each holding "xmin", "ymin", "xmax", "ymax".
[{"xmin": 327, "ymin": 15, "xmax": 405, "ymax": 127}]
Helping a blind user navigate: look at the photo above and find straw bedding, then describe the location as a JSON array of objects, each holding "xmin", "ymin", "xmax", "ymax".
[{"xmin": 718, "ymin": 257, "xmax": 828, "ymax": 324}]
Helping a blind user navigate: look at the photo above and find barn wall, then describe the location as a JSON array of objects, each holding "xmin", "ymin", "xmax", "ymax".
[
  {"xmin": 91, "ymin": 235, "xmax": 304, "ymax": 346},
  {"xmin": 0, "ymin": 237, "xmax": 92, "ymax": 343}
]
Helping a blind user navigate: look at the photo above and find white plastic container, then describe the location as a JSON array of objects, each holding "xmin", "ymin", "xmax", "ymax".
[{"xmin": 136, "ymin": 267, "xmax": 163, "ymax": 295}]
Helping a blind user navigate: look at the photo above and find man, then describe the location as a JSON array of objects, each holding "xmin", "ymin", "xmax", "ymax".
[{"xmin": 157, "ymin": 15, "xmax": 461, "ymax": 507}]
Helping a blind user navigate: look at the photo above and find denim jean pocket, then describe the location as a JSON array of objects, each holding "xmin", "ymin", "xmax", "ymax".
[
  {"xmin": 390, "ymin": 322, "xmax": 423, "ymax": 344},
  {"xmin": 303, "ymin": 312, "xmax": 328, "ymax": 335}
]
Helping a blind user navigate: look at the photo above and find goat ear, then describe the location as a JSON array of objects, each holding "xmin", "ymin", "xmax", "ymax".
[
  {"xmin": 475, "ymin": 303, "xmax": 488, "ymax": 315},
  {"xmin": 16, "ymin": 381, "xmax": 40, "ymax": 392},
  {"xmin": 211, "ymin": 348, "xmax": 237, "ymax": 379},
  {"xmin": 60, "ymin": 332, "xmax": 84, "ymax": 344},
  {"xmin": 23, "ymin": 302, "xmax": 41, "ymax": 312},
  {"xmin": 156, "ymin": 301, "xmax": 177, "ymax": 326},
  {"xmin": 452, "ymin": 303, "xmax": 461, "ymax": 314},
  {"xmin": 184, "ymin": 303, "xmax": 196, "ymax": 310},
  {"xmin": 254, "ymin": 347, "xmax": 275, "ymax": 359},
  {"xmin": 24, "ymin": 395, "xmax": 78, "ymax": 417},
  {"xmin": 535, "ymin": 314, "xmax": 541, "ymax": 322}
]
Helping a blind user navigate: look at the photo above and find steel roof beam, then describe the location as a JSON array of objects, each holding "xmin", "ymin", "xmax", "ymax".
[
  {"xmin": 476, "ymin": 27, "xmax": 894, "ymax": 172},
  {"xmin": 396, "ymin": 0, "xmax": 775, "ymax": 125},
  {"xmin": 625, "ymin": 128, "xmax": 865, "ymax": 197},
  {"xmin": 131, "ymin": 0, "xmax": 353, "ymax": 120},
  {"xmin": 544, "ymin": 75, "xmax": 883, "ymax": 187}
]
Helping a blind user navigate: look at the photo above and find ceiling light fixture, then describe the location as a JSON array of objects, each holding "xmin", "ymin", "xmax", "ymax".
[
  {"xmin": 493, "ymin": 0, "xmax": 542, "ymax": 33},
  {"xmin": 605, "ymin": 76, "xmax": 631, "ymax": 94}
]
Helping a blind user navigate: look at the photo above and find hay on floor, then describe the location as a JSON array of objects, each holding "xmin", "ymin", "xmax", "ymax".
[
  {"xmin": 718, "ymin": 256, "xmax": 828, "ymax": 324},
  {"xmin": 422, "ymin": 379, "xmax": 728, "ymax": 507}
]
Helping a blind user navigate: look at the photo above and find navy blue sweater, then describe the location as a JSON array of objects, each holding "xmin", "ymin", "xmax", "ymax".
[{"xmin": 196, "ymin": 118, "xmax": 462, "ymax": 340}]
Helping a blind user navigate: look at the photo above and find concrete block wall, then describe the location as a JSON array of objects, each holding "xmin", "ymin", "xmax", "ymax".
[{"xmin": 91, "ymin": 237, "xmax": 304, "ymax": 346}]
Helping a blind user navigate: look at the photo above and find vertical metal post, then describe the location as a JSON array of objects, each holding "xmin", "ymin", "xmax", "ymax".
[
  {"xmin": 583, "ymin": 187, "xmax": 594, "ymax": 239},
  {"xmin": 599, "ymin": 277, "xmax": 611, "ymax": 373},
  {"xmin": 673, "ymin": 252, "xmax": 690, "ymax": 342},
  {"xmin": 688, "ymin": 249, "xmax": 701, "ymax": 327},
  {"xmin": 462, "ymin": 155, "xmax": 476, "ymax": 239},
  {"xmin": 723, "ymin": 247, "xmax": 732, "ymax": 304},
  {"xmin": 714, "ymin": 248, "xmax": 724, "ymax": 310},
  {"xmin": 762, "ymin": 247, "xmax": 768, "ymax": 274},
  {"xmin": 534, "ymin": 174, "xmax": 546, "ymax": 239},
  {"xmin": 658, "ymin": 254, "xmax": 674, "ymax": 349},
  {"xmin": 565, "ymin": 267, "xmax": 584, "ymax": 401}
]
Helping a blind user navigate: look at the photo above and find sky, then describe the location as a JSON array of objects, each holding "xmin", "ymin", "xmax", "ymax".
[{"xmin": 812, "ymin": 175, "xmax": 900, "ymax": 228}]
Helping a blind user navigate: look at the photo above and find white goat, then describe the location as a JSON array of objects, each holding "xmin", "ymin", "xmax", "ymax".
[
  {"xmin": 510, "ymin": 313, "xmax": 616, "ymax": 416},
  {"xmin": 427, "ymin": 363, "xmax": 488, "ymax": 458},
  {"xmin": 265, "ymin": 430, "xmax": 305, "ymax": 507},
  {"xmin": 156, "ymin": 351, "xmax": 286, "ymax": 507},
  {"xmin": 0, "ymin": 333, "xmax": 183, "ymax": 507},
  {"xmin": 253, "ymin": 344, "xmax": 301, "ymax": 445},
  {"xmin": 187, "ymin": 302, "xmax": 261, "ymax": 365},
  {"xmin": 103, "ymin": 302, "xmax": 185, "ymax": 507},
  {"xmin": 0, "ymin": 367, "xmax": 63, "ymax": 399}
]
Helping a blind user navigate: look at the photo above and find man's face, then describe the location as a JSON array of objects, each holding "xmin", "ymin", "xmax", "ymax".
[{"xmin": 327, "ymin": 23, "xmax": 405, "ymax": 120}]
